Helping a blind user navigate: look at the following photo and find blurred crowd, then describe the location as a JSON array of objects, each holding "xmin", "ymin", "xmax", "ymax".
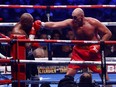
[
  {"xmin": 0, "ymin": 0, "xmax": 116, "ymax": 22},
  {"xmin": 0, "ymin": 0, "xmax": 116, "ymax": 58}
]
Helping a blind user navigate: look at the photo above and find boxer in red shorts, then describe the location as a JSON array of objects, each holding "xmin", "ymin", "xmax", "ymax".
[
  {"xmin": 68, "ymin": 45, "xmax": 101, "ymax": 73},
  {"xmin": 33, "ymin": 8, "xmax": 112, "ymax": 86}
]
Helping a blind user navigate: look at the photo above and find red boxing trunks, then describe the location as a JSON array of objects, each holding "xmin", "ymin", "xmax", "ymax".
[{"xmin": 68, "ymin": 45, "xmax": 101, "ymax": 73}]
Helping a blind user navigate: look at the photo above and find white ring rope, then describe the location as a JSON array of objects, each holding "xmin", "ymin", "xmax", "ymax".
[
  {"xmin": 0, "ymin": 22, "xmax": 116, "ymax": 27},
  {"xmin": 0, "ymin": 57, "xmax": 115, "ymax": 74},
  {"xmin": 17, "ymin": 60, "xmax": 116, "ymax": 65},
  {"xmin": 35, "ymin": 57, "xmax": 116, "ymax": 61},
  {"xmin": 0, "ymin": 23, "xmax": 16, "ymax": 27},
  {"xmin": 0, "ymin": 57, "xmax": 116, "ymax": 62}
]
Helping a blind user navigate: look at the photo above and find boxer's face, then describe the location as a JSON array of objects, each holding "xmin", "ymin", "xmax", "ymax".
[
  {"xmin": 72, "ymin": 8, "xmax": 84, "ymax": 27},
  {"xmin": 72, "ymin": 14, "xmax": 83, "ymax": 26}
]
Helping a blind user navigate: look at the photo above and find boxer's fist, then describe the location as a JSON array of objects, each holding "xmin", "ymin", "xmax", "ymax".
[
  {"xmin": 33, "ymin": 20, "xmax": 42, "ymax": 30},
  {"xmin": 29, "ymin": 20, "xmax": 41, "ymax": 39},
  {"xmin": 29, "ymin": 20, "xmax": 45, "ymax": 39},
  {"xmin": 89, "ymin": 45, "xmax": 100, "ymax": 53}
]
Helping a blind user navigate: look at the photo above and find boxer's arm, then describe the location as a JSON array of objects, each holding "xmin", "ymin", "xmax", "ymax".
[
  {"xmin": 43, "ymin": 19, "xmax": 71, "ymax": 29},
  {"xmin": 29, "ymin": 20, "xmax": 42, "ymax": 39},
  {"xmin": 32, "ymin": 19, "xmax": 71, "ymax": 32},
  {"xmin": 94, "ymin": 19, "xmax": 112, "ymax": 41},
  {"xmin": 29, "ymin": 19, "xmax": 71, "ymax": 47},
  {"xmin": 29, "ymin": 21, "xmax": 41, "ymax": 47},
  {"xmin": 29, "ymin": 27, "xmax": 36, "ymax": 39}
]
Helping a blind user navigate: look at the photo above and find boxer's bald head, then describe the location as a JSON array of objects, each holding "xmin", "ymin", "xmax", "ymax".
[
  {"xmin": 72, "ymin": 8, "xmax": 84, "ymax": 17},
  {"xmin": 72, "ymin": 8, "xmax": 84, "ymax": 26}
]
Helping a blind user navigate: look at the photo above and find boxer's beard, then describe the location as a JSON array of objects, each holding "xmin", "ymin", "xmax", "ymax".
[
  {"xmin": 77, "ymin": 18, "xmax": 83, "ymax": 27},
  {"xmin": 73, "ymin": 18, "xmax": 83, "ymax": 27}
]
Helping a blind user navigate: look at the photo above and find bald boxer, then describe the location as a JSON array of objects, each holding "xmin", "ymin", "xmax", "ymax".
[
  {"xmin": 11, "ymin": 13, "xmax": 40, "ymax": 87},
  {"xmin": 34, "ymin": 8, "xmax": 112, "ymax": 87}
]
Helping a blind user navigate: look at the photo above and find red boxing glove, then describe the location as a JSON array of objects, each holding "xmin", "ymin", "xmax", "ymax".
[
  {"xmin": 29, "ymin": 20, "xmax": 42, "ymax": 39},
  {"xmin": 89, "ymin": 45, "xmax": 100, "ymax": 53},
  {"xmin": 33, "ymin": 20, "xmax": 42, "ymax": 30}
]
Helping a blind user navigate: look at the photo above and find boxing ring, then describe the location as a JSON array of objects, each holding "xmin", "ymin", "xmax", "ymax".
[
  {"xmin": 0, "ymin": 4, "xmax": 116, "ymax": 87},
  {"xmin": 0, "ymin": 37, "xmax": 116, "ymax": 87}
]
